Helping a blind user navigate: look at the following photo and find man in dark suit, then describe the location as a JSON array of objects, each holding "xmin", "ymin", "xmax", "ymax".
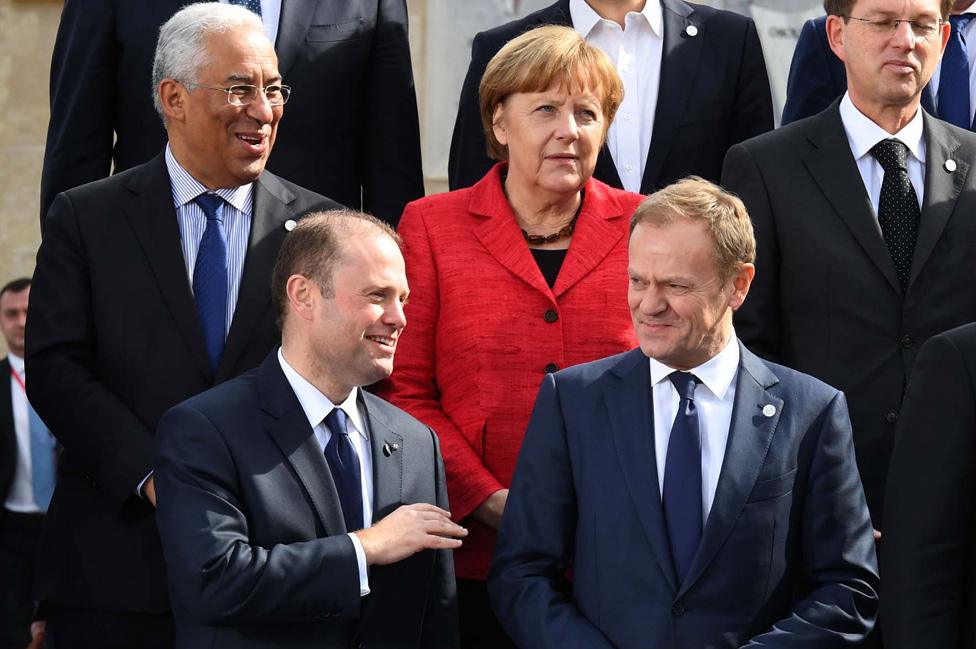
[
  {"xmin": 40, "ymin": 0, "xmax": 421, "ymax": 227},
  {"xmin": 722, "ymin": 0, "xmax": 976, "ymax": 532},
  {"xmin": 0, "ymin": 279, "xmax": 54, "ymax": 649},
  {"xmin": 882, "ymin": 323, "xmax": 976, "ymax": 649},
  {"xmin": 448, "ymin": 0, "xmax": 774, "ymax": 193},
  {"xmin": 26, "ymin": 5, "xmax": 340, "ymax": 647},
  {"xmin": 488, "ymin": 178, "xmax": 879, "ymax": 649},
  {"xmin": 154, "ymin": 210, "xmax": 466, "ymax": 649}
]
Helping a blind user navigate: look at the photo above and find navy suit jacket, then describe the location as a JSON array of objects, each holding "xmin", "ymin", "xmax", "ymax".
[
  {"xmin": 154, "ymin": 352, "xmax": 458, "ymax": 649},
  {"xmin": 488, "ymin": 345, "xmax": 878, "ymax": 649},
  {"xmin": 448, "ymin": 0, "xmax": 773, "ymax": 192},
  {"xmin": 782, "ymin": 15, "xmax": 936, "ymax": 125}
]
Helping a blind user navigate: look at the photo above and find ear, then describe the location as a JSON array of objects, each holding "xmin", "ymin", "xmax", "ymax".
[
  {"xmin": 285, "ymin": 274, "xmax": 319, "ymax": 323},
  {"xmin": 492, "ymin": 103, "xmax": 509, "ymax": 148},
  {"xmin": 825, "ymin": 14, "xmax": 848, "ymax": 63},
  {"xmin": 728, "ymin": 262, "xmax": 756, "ymax": 312},
  {"xmin": 159, "ymin": 79, "xmax": 189, "ymax": 122},
  {"xmin": 938, "ymin": 17, "xmax": 951, "ymax": 57}
]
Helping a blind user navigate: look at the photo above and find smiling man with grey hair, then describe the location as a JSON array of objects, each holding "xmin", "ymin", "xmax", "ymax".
[{"xmin": 25, "ymin": 4, "xmax": 340, "ymax": 647}]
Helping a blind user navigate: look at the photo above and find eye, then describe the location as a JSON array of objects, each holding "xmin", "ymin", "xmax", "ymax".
[
  {"xmin": 577, "ymin": 109, "xmax": 598, "ymax": 122},
  {"xmin": 536, "ymin": 104, "xmax": 556, "ymax": 114}
]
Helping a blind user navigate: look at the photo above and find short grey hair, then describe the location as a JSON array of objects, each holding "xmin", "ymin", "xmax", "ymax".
[{"xmin": 151, "ymin": 2, "xmax": 266, "ymax": 118}]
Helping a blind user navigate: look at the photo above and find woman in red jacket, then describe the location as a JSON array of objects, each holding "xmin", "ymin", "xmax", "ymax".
[{"xmin": 379, "ymin": 25, "xmax": 641, "ymax": 648}]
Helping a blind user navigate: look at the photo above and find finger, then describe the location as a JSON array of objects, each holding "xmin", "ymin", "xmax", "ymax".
[{"xmin": 420, "ymin": 534, "xmax": 464, "ymax": 549}]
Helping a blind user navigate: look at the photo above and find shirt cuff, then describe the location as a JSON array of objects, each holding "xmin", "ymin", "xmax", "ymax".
[
  {"xmin": 136, "ymin": 471, "xmax": 153, "ymax": 498},
  {"xmin": 347, "ymin": 533, "xmax": 371, "ymax": 597}
]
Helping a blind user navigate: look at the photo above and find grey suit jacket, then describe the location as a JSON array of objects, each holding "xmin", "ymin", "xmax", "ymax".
[
  {"xmin": 154, "ymin": 351, "xmax": 459, "ymax": 649},
  {"xmin": 722, "ymin": 101, "xmax": 976, "ymax": 528}
]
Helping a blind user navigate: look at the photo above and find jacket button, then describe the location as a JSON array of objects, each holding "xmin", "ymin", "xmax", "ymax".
[
  {"xmin": 544, "ymin": 363, "xmax": 559, "ymax": 373},
  {"xmin": 671, "ymin": 602, "xmax": 685, "ymax": 617},
  {"xmin": 900, "ymin": 335, "xmax": 914, "ymax": 348},
  {"xmin": 885, "ymin": 411, "xmax": 898, "ymax": 424},
  {"xmin": 544, "ymin": 309, "xmax": 559, "ymax": 323}
]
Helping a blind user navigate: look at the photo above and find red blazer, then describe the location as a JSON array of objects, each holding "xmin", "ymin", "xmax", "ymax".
[{"xmin": 379, "ymin": 165, "xmax": 641, "ymax": 580}]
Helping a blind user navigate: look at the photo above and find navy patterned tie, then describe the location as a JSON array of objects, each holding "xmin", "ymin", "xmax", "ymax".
[
  {"xmin": 228, "ymin": 0, "xmax": 262, "ymax": 16},
  {"xmin": 938, "ymin": 14, "xmax": 974, "ymax": 129},
  {"xmin": 662, "ymin": 371, "xmax": 703, "ymax": 584},
  {"xmin": 324, "ymin": 408, "xmax": 364, "ymax": 532},
  {"xmin": 870, "ymin": 139, "xmax": 920, "ymax": 291},
  {"xmin": 192, "ymin": 193, "xmax": 228, "ymax": 374}
]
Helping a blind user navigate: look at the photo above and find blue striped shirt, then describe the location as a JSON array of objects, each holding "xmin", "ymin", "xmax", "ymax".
[{"xmin": 165, "ymin": 145, "xmax": 253, "ymax": 335}]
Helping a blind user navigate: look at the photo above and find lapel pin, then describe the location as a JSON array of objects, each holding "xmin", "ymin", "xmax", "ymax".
[
  {"xmin": 761, "ymin": 404, "xmax": 776, "ymax": 418},
  {"xmin": 382, "ymin": 442, "xmax": 400, "ymax": 457},
  {"xmin": 284, "ymin": 219, "xmax": 298, "ymax": 232},
  {"xmin": 685, "ymin": 24, "xmax": 699, "ymax": 38},
  {"xmin": 945, "ymin": 159, "xmax": 957, "ymax": 173}
]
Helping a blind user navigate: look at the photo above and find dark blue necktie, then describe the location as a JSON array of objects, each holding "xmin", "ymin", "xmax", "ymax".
[
  {"xmin": 228, "ymin": 0, "xmax": 262, "ymax": 16},
  {"xmin": 192, "ymin": 193, "xmax": 228, "ymax": 374},
  {"xmin": 939, "ymin": 14, "xmax": 974, "ymax": 129},
  {"xmin": 324, "ymin": 408, "xmax": 364, "ymax": 532},
  {"xmin": 662, "ymin": 371, "xmax": 703, "ymax": 584}
]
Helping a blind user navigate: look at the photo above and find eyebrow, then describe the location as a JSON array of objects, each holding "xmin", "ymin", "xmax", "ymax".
[{"xmin": 224, "ymin": 72, "xmax": 283, "ymax": 84}]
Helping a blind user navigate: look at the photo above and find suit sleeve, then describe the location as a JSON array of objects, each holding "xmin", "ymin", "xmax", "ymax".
[
  {"xmin": 882, "ymin": 333, "xmax": 975, "ymax": 649},
  {"xmin": 380, "ymin": 201, "xmax": 505, "ymax": 521},
  {"xmin": 726, "ymin": 17, "xmax": 774, "ymax": 149},
  {"xmin": 361, "ymin": 0, "xmax": 425, "ymax": 226},
  {"xmin": 40, "ymin": 0, "xmax": 117, "ymax": 229},
  {"xmin": 742, "ymin": 391, "xmax": 879, "ymax": 647},
  {"xmin": 26, "ymin": 194, "xmax": 155, "ymax": 509},
  {"xmin": 487, "ymin": 375, "xmax": 616, "ymax": 649},
  {"xmin": 781, "ymin": 19, "xmax": 844, "ymax": 126},
  {"xmin": 447, "ymin": 32, "xmax": 497, "ymax": 191},
  {"xmin": 723, "ymin": 142, "xmax": 782, "ymax": 363},
  {"xmin": 154, "ymin": 403, "xmax": 362, "ymax": 625},
  {"xmin": 421, "ymin": 428, "xmax": 461, "ymax": 649}
]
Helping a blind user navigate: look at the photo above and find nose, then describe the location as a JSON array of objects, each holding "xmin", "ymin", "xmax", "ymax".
[
  {"xmin": 890, "ymin": 19, "xmax": 917, "ymax": 48},
  {"xmin": 245, "ymin": 88, "xmax": 276, "ymax": 123},
  {"xmin": 385, "ymin": 300, "xmax": 407, "ymax": 331},
  {"xmin": 553, "ymin": 108, "xmax": 580, "ymax": 142},
  {"xmin": 638, "ymin": 285, "xmax": 667, "ymax": 316}
]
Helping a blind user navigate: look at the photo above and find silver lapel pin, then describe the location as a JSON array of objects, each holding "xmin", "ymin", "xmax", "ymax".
[
  {"xmin": 761, "ymin": 404, "xmax": 776, "ymax": 418},
  {"xmin": 945, "ymin": 159, "xmax": 958, "ymax": 173}
]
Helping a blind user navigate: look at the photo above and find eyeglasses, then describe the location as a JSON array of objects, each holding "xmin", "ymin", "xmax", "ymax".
[
  {"xmin": 841, "ymin": 15, "xmax": 945, "ymax": 40},
  {"xmin": 184, "ymin": 82, "xmax": 292, "ymax": 106}
]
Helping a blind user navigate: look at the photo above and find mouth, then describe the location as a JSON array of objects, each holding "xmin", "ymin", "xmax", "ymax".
[
  {"xmin": 365, "ymin": 334, "xmax": 397, "ymax": 351},
  {"xmin": 235, "ymin": 132, "xmax": 268, "ymax": 155},
  {"xmin": 884, "ymin": 61, "xmax": 917, "ymax": 74}
]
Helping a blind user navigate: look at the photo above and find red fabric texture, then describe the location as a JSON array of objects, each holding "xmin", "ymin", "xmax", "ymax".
[{"xmin": 378, "ymin": 164, "xmax": 641, "ymax": 580}]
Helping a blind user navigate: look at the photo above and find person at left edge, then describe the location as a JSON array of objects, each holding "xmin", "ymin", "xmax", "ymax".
[
  {"xmin": 154, "ymin": 210, "xmax": 465, "ymax": 649},
  {"xmin": 26, "ymin": 5, "xmax": 341, "ymax": 648},
  {"xmin": 489, "ymin": 177, "xmax": 878, "ymax": 649},
  {"xmin": 0, "ymin": 279, "xmax": 54, "ymax": 649},
  {"xmin": 40, "ymin": 0, "xmax": 421, "ymax": 228}
]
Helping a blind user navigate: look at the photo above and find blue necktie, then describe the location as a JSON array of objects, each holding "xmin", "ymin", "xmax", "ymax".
[
  {"xmin": 228, "ymin": 0, "xmax": 262, "ymax": 16},
  {"xmin": 662, "ymin": 371, "xmax": 703, "ymax": 584},
  {"xmin": 193, "ymin": 193, "xmax": 228, "ymax": 374},
  {"xmin": 28, "ymin": 401, "xmax": 55, "ymax": 511},
  {"xmin": 324, "ymin": 408, "xmax": 364, "ymax": 532},
  {"xmin": 939, "ymin": 14, "xmax": 974, "ymax": 129}
]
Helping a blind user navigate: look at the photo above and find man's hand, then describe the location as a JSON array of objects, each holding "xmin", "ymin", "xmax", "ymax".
[
  {"xmin": 471, "ymin": 489, "xmax": 508, "ymax": 529},
  {"xmin": 355, "ymin": 503, "xmax": 467, "ymax": 566},
  {"xmin": 142, "ymin": 475, "xmax": 157, "ymax": 507},
  {"xmin": 26, "ymin": 621, "xmax": 45, "ymax": 649}
]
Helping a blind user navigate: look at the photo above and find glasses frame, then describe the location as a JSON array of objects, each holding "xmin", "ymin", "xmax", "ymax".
[
  {"xmin": 840, "ymin": 14, "xmax": 946, "ymax": 40},
  {"xmin": 183, "ymin": 82, "xmax": 292, "ymax": 106}
]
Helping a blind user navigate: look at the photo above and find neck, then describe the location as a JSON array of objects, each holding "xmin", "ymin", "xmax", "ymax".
[
  {"xmin": 7, "ymin": 348, "xmax": 22, "ymax": 361},
  {"xmin": 168, "ymin": 137, "xmax": 241, "ymax": 191},
  {"xmin": 503, "ymin": 173, "xmax": 581, "ymax": 249},
  {"xmin": 849, "ymin": 93, "xmax": 920, "ymax": 135},
  {"xmin": 953, "ymin": 1, "xmax": 972, "ymax": 14},
  {"xmin": 585, "ymin": 0, "xmax": 648, "ymax": 27},
  {"xmin": 280, "ymin": 342, "xmax": 353, "ymax": 405}
]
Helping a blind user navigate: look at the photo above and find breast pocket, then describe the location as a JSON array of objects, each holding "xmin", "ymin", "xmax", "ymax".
[
  {"xmin": 306, "ymin": 19, "xmax": 366, "ymax": 43},
  {"xmin": 746, "ymin": 468, "xmax": 797, "ymax": 503}
]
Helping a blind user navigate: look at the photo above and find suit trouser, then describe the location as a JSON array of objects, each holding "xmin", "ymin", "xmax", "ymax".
[
  {"xmin": 46, "ymin": 604, "xmax": 173, "ymax": 649},
  {"xmin": 0, "ymin": 510, "xmax": 43, "ymax": 649}
]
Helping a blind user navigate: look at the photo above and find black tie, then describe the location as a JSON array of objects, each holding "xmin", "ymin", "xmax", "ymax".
[
  {"xmin": 323, "ymin": 408, "xmax": 364, "ymax": 532},
  {"xmin": 662, "ymin": 371, "xmax": 703, "ymax": 584},
  {"xmin": 870, "ymin": 139, "xmax": 920, "ymax": 291}
]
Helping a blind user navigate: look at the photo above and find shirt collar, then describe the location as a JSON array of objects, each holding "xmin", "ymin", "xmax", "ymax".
[
  {"xmin": 7, "ymin": 353, "xmax": 23, "ymax": 375},
  {"xmin": 164, "ymin": 144, "xmax": 253, "ymax": 214},
  {"xmin": 839, "ymin": 92, "xmax": 926, "ymax": 165},
  {"xmin": 649, "ymin": 331, "xmax": 740, "ymax": 400},
  {"xmin": 276, "ymin": 348, "xmax": 368, "ymax": 441},
  {"xmin": 570, "ymin": 0, "xmax": 663, "ymax": 39}
]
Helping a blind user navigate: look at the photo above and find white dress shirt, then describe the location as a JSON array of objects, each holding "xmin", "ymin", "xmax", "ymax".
[
  {"xmin": 219, "ymin": 0, "xmax": 282, "ymax": 44},
  {"xmin": 840, "ymin": 93, "xmax": 926, "ymax": 216},
  {"xmin": 570, "ymin": 0, "xmax": 663, "ymax": 192},
  {"xmin": 650, "ymin": 334, "xmax": 740, "ymax": 525},
  {"xmin": 4, "ymin": 354, "xmax": 41, "ymax": 513},
  {"xmin": 928, "ymin": 1, "xmax": 976, "ymax": 126},
  {"xmin": 278, "ymin": 348, "xmax": 373, "ymax": 597}
]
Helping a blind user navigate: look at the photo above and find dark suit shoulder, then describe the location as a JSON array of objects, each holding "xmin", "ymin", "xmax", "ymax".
[
  {"xmin": 258, "ymin": 169, "xmax": 342, "ymax": 213},
  {"xmin": 361, "ymin": 390, "xmax": 439, "ymax": 446},
  {"xmin": 921, "ymin": 322, "xmax": 976, "ymax": 369},
  {"xmin": 166, "ymin": 367, "xmax": 263, "ymax": 423},
  {"xmin": 551, "ymin": 348, "xmax": 644, "ymax": 389}
]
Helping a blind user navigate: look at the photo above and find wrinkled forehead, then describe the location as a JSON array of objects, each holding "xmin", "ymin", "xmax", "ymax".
[
  {"xmin": 201, "ymin": 26, "xmax": 281, "ymax": 82},
  {"xmin": 848, "ymin": 0, "xmax": 944, "ymax": 17}
]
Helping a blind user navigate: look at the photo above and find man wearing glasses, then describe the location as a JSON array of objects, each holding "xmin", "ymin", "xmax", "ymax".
[
  {"xmin": 25, "ymin": 4, "xmax": 339, "ymax": 647},
  {"xmin": 722, "ymin": 0, "xmax": 976, "ymax": 591}
]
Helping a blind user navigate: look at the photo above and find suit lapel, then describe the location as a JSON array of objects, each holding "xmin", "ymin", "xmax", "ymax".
[
  {"xmin": 552, "ymin": 183, "xmax": 627, "ymax": 297},
  {"xmin": 0, "ymin": 359, "xmax": 14, "ymax": 497},
  {"xmin": 361, "ymin": 392, "xmax": 404, "ymax": 520},
  {"xmin": 910, "ymin": 114, "xmax": 969, "ymax": 289},
  {"xmin": 640, "ymin": 0, "xmax": 698, "ymax": 193},
  {"xmin": 605, "ymin": 349, "xmax": 678, "ymax": 592},
  {"xmin": 802, "ymin": 104, "xmax": 902, "ymax": 296},
  {"xmin": 259, "ymin": 353, "xmax": 346, "ymax": 535},
  {"xmin": 677, "ymin": 345, "xmax": 781, "ymax": 599},
  {"xmin": 125, "ymin": 154, "xmax": 212, "ymax": 382},
  {"xmin": 275, "ymin": 0, "xmax": 323, "ymax": 79}
]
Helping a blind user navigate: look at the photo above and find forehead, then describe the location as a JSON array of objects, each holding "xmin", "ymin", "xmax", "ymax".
[
  {"xmin": 201, "ymin": 26, "xmax": 279, "ymax": 80},
  {"xmin": 629, "ymin": 220, "xmax": 719, "ymax": 274},
  {"xmin": 849, "ymin": 0, "xmax": 943, "ymax": 15},
  {"xmin": 334, "ymin": 233, "xmax": 407, "ymax": 287},
  {"xmin": 0, "ymin": 288, "xmax": 29, "ymax": 309}
]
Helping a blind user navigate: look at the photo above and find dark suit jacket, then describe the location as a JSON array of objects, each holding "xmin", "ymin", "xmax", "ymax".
[
  {"xmin": 25, "ymin": 152, "xmax": 340, "ymax": 613},
  {"xmin": 722, "ymin": 102, "xmax": 976, "ymax": 528},
  {"xmin": 154, "ymin": 352, "xmax": 458, "ymax": 649},
  {"xmin": 883, "ymin": 323, "xmax": 976, "ymax": 649},
  {"xmin": 488, "ymin": 345, "xmax": 879, "ymax": 649},
  {"xmin": 0, "ymin": 358, "xmax": 15, "ymax": 516},
  {"xmin": 447, "ymin": 0, "xmax": 773, "ymax": 193},
  {"xmin": 781, "ymin": 15, "xmax": 935, "ymax": 126},
  {"xmin": 40, "ymin": 0, "xmax": 422, "ymax": 227}
]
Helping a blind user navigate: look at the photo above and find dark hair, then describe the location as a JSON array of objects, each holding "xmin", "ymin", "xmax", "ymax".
[
  {"xmin": 823, "ymin": 0, "xmax": 952, "ymax": 19},
  {"xmin": 271, "ymin": 210, "xmax": 399, "ymax": 329},
  {"xmin": 0, "ymin": 278, "xmax": 31, "ymax": 300}
]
